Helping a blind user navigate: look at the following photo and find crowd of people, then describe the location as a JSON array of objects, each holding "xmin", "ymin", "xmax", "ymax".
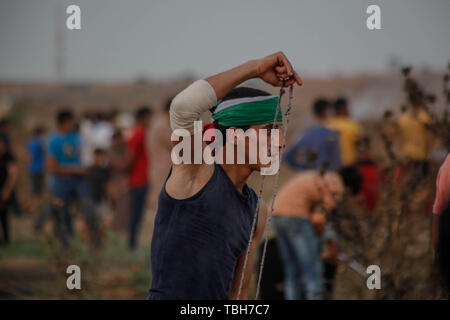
[
  {"xmin": 0, "ymin": 102, "xmax": 173, "ymax": 251},
  {"xmin": 261, "ymin": 90, "xmax": 448, "ymax": 299},
  {"xmin": 268, "ymin": 97, "xmax": 370, "ymax": 299}
]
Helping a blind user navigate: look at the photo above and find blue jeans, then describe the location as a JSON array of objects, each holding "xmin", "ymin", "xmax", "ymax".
[
  {"xmin": 50, "ymin": 175, "xmax": 99, "ymax": 248},
  {"xmin": 128, "ymin": 185, "xmax": 149, "ymax": 250},
  {"xmin": 273, "ymin": 216, "xmax": 324, "ymax": 300}
]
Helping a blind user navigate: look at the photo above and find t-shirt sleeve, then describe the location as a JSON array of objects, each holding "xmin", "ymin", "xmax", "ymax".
[{"xmin": 433, "ymin": 155, "xmax": 450, "ymax": 215}]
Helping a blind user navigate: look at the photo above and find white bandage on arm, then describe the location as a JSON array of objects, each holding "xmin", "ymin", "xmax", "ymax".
[{"xmin": 169, "ymin": 79, "xmax": 217, "ymax": 134}]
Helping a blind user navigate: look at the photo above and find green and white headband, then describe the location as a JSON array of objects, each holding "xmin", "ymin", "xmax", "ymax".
[{"xmin": 211, "ymin": 95, "xmax": 281, "ymax": 127}]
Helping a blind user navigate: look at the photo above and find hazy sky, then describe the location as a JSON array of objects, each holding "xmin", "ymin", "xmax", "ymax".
[{"xmin": 1, "ymin": 0, "xmax": 449, "ymax": 82}]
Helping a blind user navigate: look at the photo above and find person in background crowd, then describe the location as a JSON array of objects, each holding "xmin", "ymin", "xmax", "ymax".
[
  {"xmin": 284, "ymin": 98, "xmax": 341, "ymax": 171},
  {"xmin": 80, "ymin": 111, "xmax": 95, "ymax": 166},
  {"xmin": 356, "ymin": 136, "xmax": 379, "ymax": 213},
  {"xmin": 107, "ymin": 130, "xmax": 132, "ymax": 232},
  {"xmin": 127, "ymin": 106, "xmax": 152, "ymax": 250},
  {"xmin": 27, "ymin": 126, "xmax": 46, "ymax": 198},
  {"xmin": 0, "ymin": 118, "xmax": 12, "ymax": 151},
  {"xmin": 432, "ymin": 154, "xmax": 450, "ymax": 295},
  {"xmin": 437, "ymin": 204, "xmax": 450, "ymax": 296},
  {"xmin": 91, "ymin": 112, "xmax": 114, "ymax": 151},
  {"xmin": 432, "ymin": 154, "xmax": 450, "ymax": 249},
  {"xmin": 47, "ymin": 109, "xmax": 98, "ymax": 248},
  {"xmin": 327, "ymin": 97, "xmax": 363, "ymax": 168},
  {"xmin": 149, "ymin": 97, "xmax": 173, "ymax": 209},
  {"xmin": 0, "ymin": 138, "xmax": 18, "ymax": 245},
  {"xmin": 87, "ymin": 148, "xmax": 111, "ymax": 244},
  {"xmin": 116, "ymin": 112, "xmax": 135, "ymax": 140},
  {"xmin": 0, "ymin": 118, "xmax": 22, "ymax": 217},
  {"xmin": 395, "ymin": 92, "xmax": 432, "ymax": 177},
  {"xmin": 107, "ymin": 108, "xmax": 119, "ymax": 127},
  {"xmin": 282, "ymin": 98, "xmax": 342, "ymax": 299},
  {"xmin": 272, "ymin": 167, "xmax": 362, "ymax": 300}
]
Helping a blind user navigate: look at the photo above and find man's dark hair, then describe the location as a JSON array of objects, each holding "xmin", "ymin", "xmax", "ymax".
[
  {"xmin": 135, "ymin": 106, "xmax": 152, "ymax": 120},
  {"xmin": 214, "ymin": 87, "xmax": 271, "ymax": 146},
  {"xmin": 334, "ymin": 97, "xmax": 348, "ymax": 113},
  {"xmin": 313, "ymin": 98, "xmax": 329, "ymax": 117},
  {"xmin": 56, "ymin": 109, "xmax": 74, "ymax": 126},
  {"xmin": 438, "ymin": 204, "xmax": 450, "ymax": 294},
  {"xmin": 221, "ymin": 87, "xmax": 271, "ymax": 102},
  {"xmin": 339, "ymin": 166, "xmax": 362, "ymax": 195}
]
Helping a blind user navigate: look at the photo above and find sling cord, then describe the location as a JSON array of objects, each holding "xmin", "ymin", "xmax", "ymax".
[{"xmin": 237, "ymin": 84, "xmax": 294, "ymax": 300}]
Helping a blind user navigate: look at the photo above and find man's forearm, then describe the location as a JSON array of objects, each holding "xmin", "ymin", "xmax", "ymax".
[
  {"xmin": 170, "ymin": 52, "xmax": 301, "ymax": 135},
  {"xmin": 205, "ymin": 59, "xmax": 258, "ymax": 101}
]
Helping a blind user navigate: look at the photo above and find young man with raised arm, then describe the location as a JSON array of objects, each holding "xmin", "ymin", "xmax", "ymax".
[{"xmin": 148, "ymin": 52, "xmax": 302, "ymax": 300}]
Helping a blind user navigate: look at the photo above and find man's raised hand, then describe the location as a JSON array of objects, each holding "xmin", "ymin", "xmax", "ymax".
[{"xmin": 255, "ymin": 52, "xmax": 303, "ymax": 87}]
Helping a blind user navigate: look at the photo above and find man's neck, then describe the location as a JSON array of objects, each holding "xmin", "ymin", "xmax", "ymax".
[
  {"xmin": 215, "ymin": 144, "xmax": 255, "ymax": 192},
  {"xmin": 220, "ymin": 163, "xmax": 253, "ymax": 193}
]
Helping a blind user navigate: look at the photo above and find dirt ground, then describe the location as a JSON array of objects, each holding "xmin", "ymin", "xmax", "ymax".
[{"xmin": 0, "ymin": 207, "xmax": 156, "ymax": 300}]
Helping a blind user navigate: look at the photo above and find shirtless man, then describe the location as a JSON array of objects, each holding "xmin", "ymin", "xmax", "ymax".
[
  {"xmin": 273, "ymin": 167, "xmax": 361, "ymax": 299},
  {"xmin": 148, "ymin": 52, "xmax": 302, "ymax": 300}
]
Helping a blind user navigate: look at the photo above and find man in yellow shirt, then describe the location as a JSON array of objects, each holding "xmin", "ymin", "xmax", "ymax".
[
  {"xmin": 327, "ymin": 98, "xmax": 362, "ymax": 167},
  {"xmin": 395, "ymin": 95, "xmax": 432, "ymax": 175}
]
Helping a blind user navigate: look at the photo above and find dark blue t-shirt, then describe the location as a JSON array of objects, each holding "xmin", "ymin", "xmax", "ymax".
[
  {"xmin": 27, "ymin": 138, "xmax": 45, "ymax": 174},
  {"xmin": 148, "ymin": 163, "xmax": 258, "ymax": 300}
]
